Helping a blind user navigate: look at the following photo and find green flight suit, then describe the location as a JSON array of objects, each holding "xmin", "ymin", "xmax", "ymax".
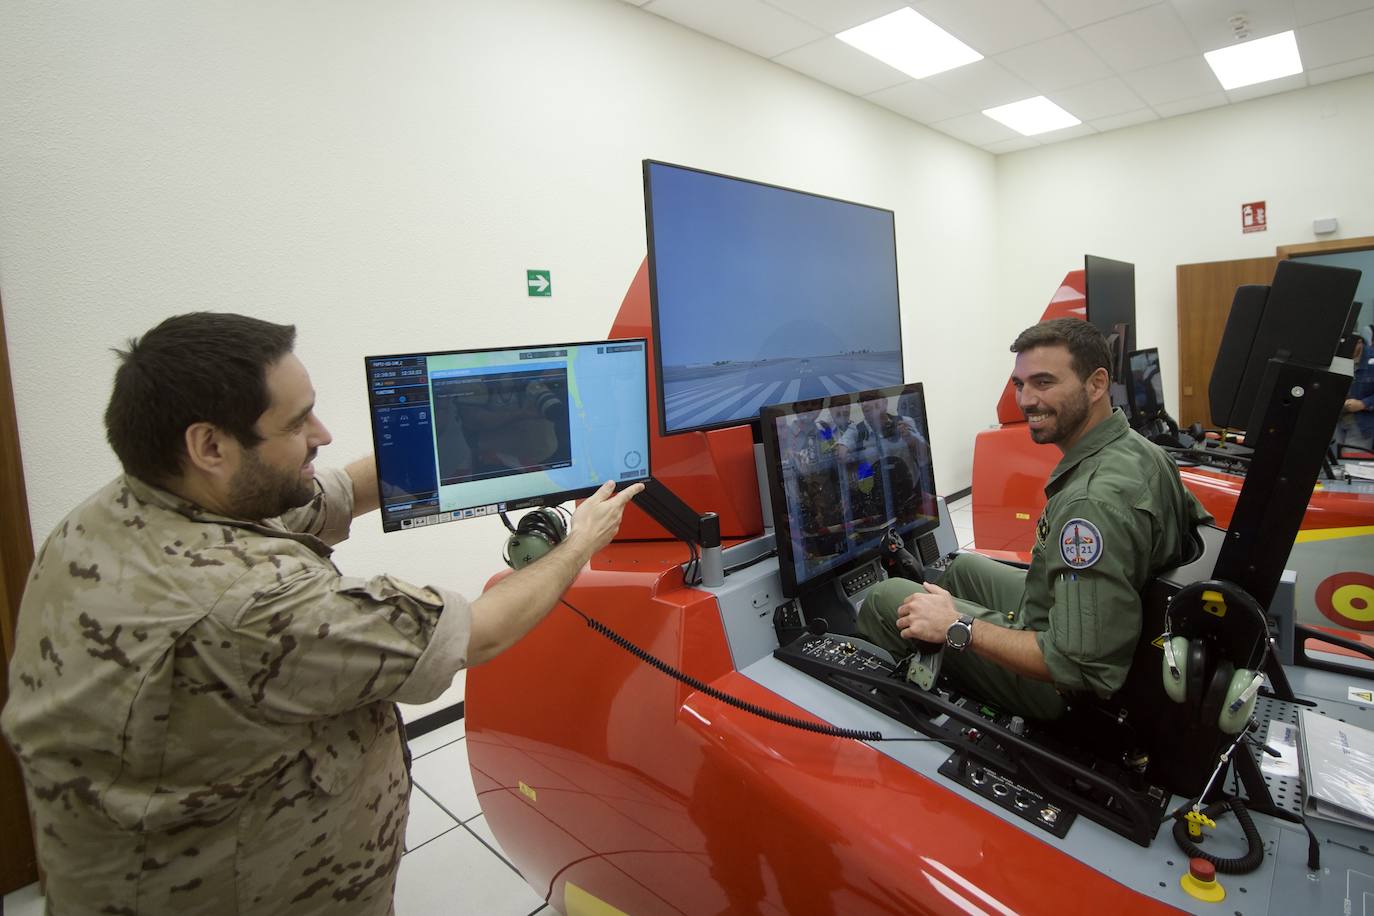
[{"xmin": 858, "ymin": 409, "xmax": 1212, "ymax": 719}]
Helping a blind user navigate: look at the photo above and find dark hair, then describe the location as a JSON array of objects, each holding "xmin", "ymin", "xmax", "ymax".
[
  {"xmin": 1009, "ymin": 318, "xmax": 1110, "ymax": 382},
  {"xmin": 105, "ymin": 313, "xmax": 297, "ymax": 483}
]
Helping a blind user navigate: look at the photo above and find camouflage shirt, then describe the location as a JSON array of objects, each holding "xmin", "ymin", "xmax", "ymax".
[{"xmin": 1, "ymin": 468, "xmax": 471, "ymax": 915}]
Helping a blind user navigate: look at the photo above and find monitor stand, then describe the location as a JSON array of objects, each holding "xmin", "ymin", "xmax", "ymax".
[{"xmin": 753, "ymin": 442, "xmax": 774, "ymax": 533}]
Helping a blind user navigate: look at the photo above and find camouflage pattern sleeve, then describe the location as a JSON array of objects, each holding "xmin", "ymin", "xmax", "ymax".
[
  {"xmin": 202, "ymin": 560, "xmax": 472, "ymax": 722},
  {"xmin": 275, "ymin": 467, "xmax": 355, "ymax": 546}
]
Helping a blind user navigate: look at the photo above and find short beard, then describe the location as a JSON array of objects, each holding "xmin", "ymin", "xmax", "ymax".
[
  {"xmin": 1028, "ymin": 384, "xmax": 1092, "ymax": 446},
  {"xmin": 227, "ymin": 447, "xmax": 316, "ymax": 520}
]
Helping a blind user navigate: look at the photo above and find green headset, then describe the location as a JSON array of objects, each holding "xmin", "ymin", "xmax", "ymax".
[
  {"xmin": 1161, "ymin": 579, "xmax": 1270, "ymax": 736},
  {"xmin": 502, "ymin": 507, "xmax": 570, "ymax": 570}
]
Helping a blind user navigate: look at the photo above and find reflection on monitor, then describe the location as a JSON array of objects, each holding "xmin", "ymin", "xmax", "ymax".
[
  {"xmin": 365, "ymin": 340, "xmax": 651, "ymax": 533},
  {"xmin": 644, "ymin": 160, "xmax": 904, "ymax": 436},
  {"xmin": 1127, "ymin": 348, "xmax": 1165, "ymax": 423},
  {"xmin": 761, "ymin": 383, "xmax": 938, "ymax": 597}
]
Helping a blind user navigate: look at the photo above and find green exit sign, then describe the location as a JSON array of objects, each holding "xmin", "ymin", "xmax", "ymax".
[{"xmin": 526, "ymin": 270, "xmax": 551, "ymax": 297}]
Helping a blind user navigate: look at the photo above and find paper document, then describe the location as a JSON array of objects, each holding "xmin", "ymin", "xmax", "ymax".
[
  {"xmin": 1261, "ymin": 720, "xmax": 1300, "ymax": 779},
  {"xmin": 1345, "ymin": 462, "xmax": 1374, "ymax": 481}
]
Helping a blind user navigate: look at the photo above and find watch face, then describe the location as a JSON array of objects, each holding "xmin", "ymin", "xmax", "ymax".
[{"xmin": 947, "ymin": 620, "xmax": 971, "ymax": 649}]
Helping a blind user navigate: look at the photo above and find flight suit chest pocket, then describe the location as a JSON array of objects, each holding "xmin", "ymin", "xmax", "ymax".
[{"xmin": 1052, "ymin": 573, "xmax": 1099, "ymax": 660}]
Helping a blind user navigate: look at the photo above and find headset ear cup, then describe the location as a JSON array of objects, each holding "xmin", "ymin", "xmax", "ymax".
[
  {"xmin": 1186, "ymin": 639, "xmax": 1208, "ymax": 707},
  {"xmin": 1218, "ymin": 667, "xmax": 1258, "ymax": 735},
  {"xmin": 505, "ymin": 508, "xmax": 568, "ymax": 570},
  {"xmin": 1162, "ymin": 636, "xmax": 1190, "ymax": 703},
  {"xmin": 1200, "ymin": 657, "xmax": 1235, "ymax": 731}
]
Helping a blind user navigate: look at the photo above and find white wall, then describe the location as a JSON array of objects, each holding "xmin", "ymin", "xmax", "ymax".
[
  {"xmin": 996, "ymin": 72, "xmax": 1374, "ymax": 414},
  {"xmin": 0, "ymin": 0, "xmax": 1002, "ymax": 600}
]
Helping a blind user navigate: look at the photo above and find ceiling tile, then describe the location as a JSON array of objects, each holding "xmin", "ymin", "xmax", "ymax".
[
  {"xmin": 1293, "ymin": 0, "xmax": 1374, "ymax": 27},
  {"xmin": 1297, "ymin": 8, "xmax": 1374, "ymax": 69},
  {"xmin": 760, "ymin": 0, "xmax": 908, "ymax": 34},
  {"xmin": 996, "ymin": 31, "xmax": 1114, "ymax": 91},
  {"xmin": 1223, "ymin": 72, "xmax": 1309, "ymax": 103},
  {"xmin": 911, "ymin": 0, "xmax": 1067, "ymax": 56},
  {"xmin": 772, "ymin": 38, "xmax": 911, "ymax": 95},
  {"xmin": 923, "ymin": 58, "xmax": 1038, "ymax": 109},
  {"xmin": 1169, "ymin": 0, "xmax": 1296, "ymax": 54},
  {"xmin": 1040, "ymin": 0, "xmax": 1160, "ymax": 29},
  {"xmin": 1034, "ymin": 122, "xmax": 1099, "ymax": 143},
  {"xmin": 864, "ymin": 79, "xmax": 972, "ymax": 123},
  {"xmin": 984, "ymin": 137, "xmax": 1042, "ymax": 153},
  {"xmin": 1120, "ymin": 56, "xmax": 1222, "ymax": 104},
  {"xmin": 1306, "ymin": 52, "xmax": 1374, "ymax": 84},
  {"xmin": 928, "ymin": 111, "xmax": 1022, "ymax": 146},
  {"xmin": 643, "ymin": 0, "xmax": 825, "ymax": 59},
  {"xmin": 1090, "ymin": 108, "xmax": 1160, "ymax": 131},
  {"xmin": 1078, "ymin": 4, "xmax": 1201, "ymax": 73},
  {"xmin": 1152, "ymin": 90, "xmax": 1228, "ymax": 117},
  {"xmin": 1048, "ymin": 76, "xmax": 1147, "ymax": 120}
]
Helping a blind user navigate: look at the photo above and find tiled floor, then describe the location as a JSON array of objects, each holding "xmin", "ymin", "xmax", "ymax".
[
  {"xmin": 3, "ymin": 719, "xmax": 549, "ymax": 916},
  {"xmin": 5, "ymin": 491, "xmax": 978, "ymax": 916},
  {"xmin": 947, "ymin": 491, "xmax": 976, "ymax": 549}
]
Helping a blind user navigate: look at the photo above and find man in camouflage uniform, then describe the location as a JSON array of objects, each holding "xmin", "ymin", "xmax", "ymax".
[
  {"xmin": 1, "ymin": 313, "xmax": 642, "ymax": 914},
  {"xmin": 858, "ymin": 319, "xmax": 1211, "ymax": 719}
]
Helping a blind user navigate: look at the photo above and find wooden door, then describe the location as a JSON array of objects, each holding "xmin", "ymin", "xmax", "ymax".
[
  {"xmin": 0, "ymin": 291, "xmax": 38, "ymax": 893},
  {"xmin": 1175, "ymin": 256, "xmax": 1277, "ymax": 428}
]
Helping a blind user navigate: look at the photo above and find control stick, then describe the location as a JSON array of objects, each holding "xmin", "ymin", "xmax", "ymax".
[{"xmin": 880, "ymin": 528, "xmax": 926, "ymax": 583}]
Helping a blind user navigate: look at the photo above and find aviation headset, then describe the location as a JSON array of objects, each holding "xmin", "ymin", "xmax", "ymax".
[
  {"xmin": 1161, "ymin": 579, "xmax": 1270, "ymax": 736},
  {"xmin": 502, "ymin": 506, "xmax": 570, "ymax": 570}
]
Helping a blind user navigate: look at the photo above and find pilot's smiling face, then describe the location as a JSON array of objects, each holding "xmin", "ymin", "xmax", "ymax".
[{"xmin": 1011, "ymin": 344, "xmax": 1093, "ymax": 450}]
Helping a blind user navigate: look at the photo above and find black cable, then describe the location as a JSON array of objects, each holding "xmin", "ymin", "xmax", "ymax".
[
  {"xmin": 1171, "ymin": 796, "xmax": 1266, "ymax": 874},
  {"xmin": 684, "ymin": 540, "xmax": 700, "ymax": 586},
  {"xmin": 498, "ymin": 510, "xmax": 518, "ymax": 534},
  {"xmin": 560, "ymin": 598, "xmax": 890, "ymax": 742},
  {"xmin": 723, "ymin": 548, "xmax": 778, "ymax": 576}
]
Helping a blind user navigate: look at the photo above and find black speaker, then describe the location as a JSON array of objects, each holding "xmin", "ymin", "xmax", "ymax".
[
  {"xmin": 1234, "ymin": 261, "xmax": 1361, "ymax": 433},
  {"xmin": 1208, "ymin": 284, "xmax": 1268, "ymax": 428}
]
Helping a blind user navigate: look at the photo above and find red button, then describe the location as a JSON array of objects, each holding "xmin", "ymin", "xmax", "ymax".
[{"xmin": 1189, "ymin": 858, "xmax": 1216, "ymax": 882}]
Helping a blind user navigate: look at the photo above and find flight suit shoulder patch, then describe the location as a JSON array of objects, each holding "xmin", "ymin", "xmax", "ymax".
[{"xmin": 1059, "ymin": 517, "xmax": 1103, "ymax": 569}]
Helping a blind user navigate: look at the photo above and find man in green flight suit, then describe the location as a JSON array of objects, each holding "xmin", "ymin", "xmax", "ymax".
[{"xmin": 858, "ymin": 318, "xmax": 1212, "ymax": 719}]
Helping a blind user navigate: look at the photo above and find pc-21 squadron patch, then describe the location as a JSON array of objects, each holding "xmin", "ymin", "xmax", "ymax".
[{"xmin": 1059, "ymin": 518, "xmax": 1102, "ymax": 569}]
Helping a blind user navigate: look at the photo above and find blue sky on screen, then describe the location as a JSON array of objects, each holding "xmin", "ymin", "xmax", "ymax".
[{"xmin": 649, "ymin": 164, "xmax": 900, "ymax": 367}]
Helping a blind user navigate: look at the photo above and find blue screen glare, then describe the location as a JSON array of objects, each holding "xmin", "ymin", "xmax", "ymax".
[
  {"xmin": 646, "ymin": 162, "xmax": 904, "ymax": 434},
  {"xmin": 366, "ymin": 341, "xmax": 650, "ymax": 533}
]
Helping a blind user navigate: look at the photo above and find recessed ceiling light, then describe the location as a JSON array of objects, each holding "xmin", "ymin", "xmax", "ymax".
[
  {"xmin": 836, "ymin": 8, "xmax": 982, "ymax": 80},
  {"xmin": 1204, "ymin": 30, "xmax": 1303, "ymax": 91},
  {"xmin": 982, "ymin": 97, "xmax": 1081, "ymax": 136}
]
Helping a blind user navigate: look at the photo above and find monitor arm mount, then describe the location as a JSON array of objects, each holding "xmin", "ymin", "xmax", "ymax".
[{"xmin": 631, "ymin": 478, "xmax": 724, "ymax": 586}]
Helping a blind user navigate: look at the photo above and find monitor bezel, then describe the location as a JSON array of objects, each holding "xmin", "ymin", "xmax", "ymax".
[
  {"xmin": 642, "ymin": 158, "xmax": 905, "ymax": 438},
  {"xmin": 1085, "ymin": 254, "xmax": 1136, "ymax": 379},
  {"xmin": 760, "ymin": 381, "xmax": 939, "ymax": 599},
  {"xmin": 363, "ymin": 337, "xmax": 651, "ymax": 533}
]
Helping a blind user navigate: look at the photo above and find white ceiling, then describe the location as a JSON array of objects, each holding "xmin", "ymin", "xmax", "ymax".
[{"xmin": 617, "ymin": 0, "xmax": 1374, "ymax": 153}]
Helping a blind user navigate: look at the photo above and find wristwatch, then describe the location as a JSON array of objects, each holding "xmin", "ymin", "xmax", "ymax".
[{"xmin": 946, "ymin": 614, "xmax": 974, "ymax": 652}]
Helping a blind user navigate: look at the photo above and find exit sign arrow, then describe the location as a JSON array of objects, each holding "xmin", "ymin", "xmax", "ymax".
[{"xmin": 526, "ymin": 270, "xmax": 551, "ymax": 296}]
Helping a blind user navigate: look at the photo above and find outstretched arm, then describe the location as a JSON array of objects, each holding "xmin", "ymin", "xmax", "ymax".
[
  {"xmin": 346, "ymin": 455, "xmax": 381, "ymax": 517},
  {"xmin": 466, "ymin": 480, "xmax": 644, "ymax": 665}
]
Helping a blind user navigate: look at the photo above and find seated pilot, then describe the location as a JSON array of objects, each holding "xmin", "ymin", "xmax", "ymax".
[{"xmin": 857, "ymin": 319, "xmax": 1211, "ymax": 719}]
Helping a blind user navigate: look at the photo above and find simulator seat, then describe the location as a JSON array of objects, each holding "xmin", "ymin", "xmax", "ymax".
[{"xmin": 1044, "ymin": 525, "xmax": 1265, "ymax": 801}]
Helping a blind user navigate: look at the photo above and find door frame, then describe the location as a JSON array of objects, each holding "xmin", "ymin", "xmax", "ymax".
[{"xmin": 0, "ymin": 290, "xmax": 38, "ymax": 893}]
